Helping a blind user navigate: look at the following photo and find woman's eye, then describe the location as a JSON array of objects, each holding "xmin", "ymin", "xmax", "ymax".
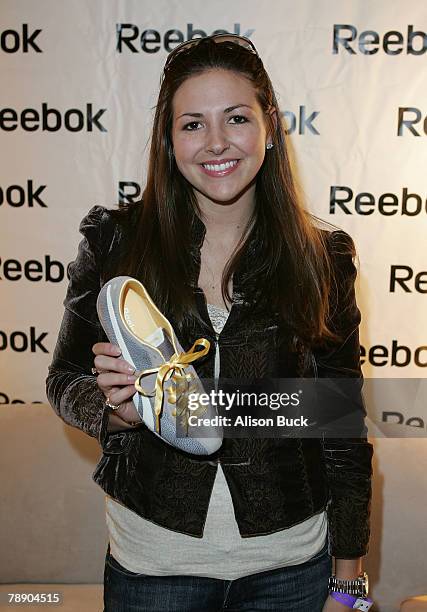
[
  {"xmin": 182, "ymin": 115, "xmax": 249, "ymax": 131},
  {"xmin": 229, "ymin": 115, "xmax": 248, "ymax": 124},
  {"xmin": 182, "ymin": 121, "xmax": 201, "ymax": 131}
]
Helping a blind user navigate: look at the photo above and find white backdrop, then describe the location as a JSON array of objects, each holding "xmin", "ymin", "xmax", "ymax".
[{"xmin": 1, "ymin": 2, "xmax": 426, "ymax": 610}]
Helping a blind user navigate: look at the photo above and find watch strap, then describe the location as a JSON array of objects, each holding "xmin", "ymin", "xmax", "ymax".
[{"xmin": 328, "ymin": 573, "xmax": 368, "ymax": 597}]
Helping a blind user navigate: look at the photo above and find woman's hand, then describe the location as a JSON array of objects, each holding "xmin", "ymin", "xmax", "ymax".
[
  {"xmin": 322, "ymin": 594, "xmax": 351, "ymax": 611},
  {"xmin": 92, "ymin": 341, "xmax": 142, "ymax": 432}
]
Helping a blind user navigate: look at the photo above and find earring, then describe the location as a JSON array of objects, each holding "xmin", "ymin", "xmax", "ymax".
[{"xmin": 266, "ymin": 143, "xmax": 274, "ymax": 150}]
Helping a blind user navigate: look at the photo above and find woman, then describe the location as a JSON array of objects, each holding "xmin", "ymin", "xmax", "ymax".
[{"xmin": 46, "ymin": 35, "xmax": 373, "ymax": 611}]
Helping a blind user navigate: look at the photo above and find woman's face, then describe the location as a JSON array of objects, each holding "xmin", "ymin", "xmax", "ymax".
[{"xmin": 171, "ymin": 68, "xmax": 271, "ymax": 207}]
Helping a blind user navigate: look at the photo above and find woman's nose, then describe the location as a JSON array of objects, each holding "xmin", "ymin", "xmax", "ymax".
[{"xmin": 205, "ymin": 125, "xmax": 230, "ymax": 155}]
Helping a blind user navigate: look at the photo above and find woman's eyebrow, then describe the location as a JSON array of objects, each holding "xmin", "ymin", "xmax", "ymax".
[{"xmin": 176, "ymin": 104, "xmax": 253, "ymax": 120}]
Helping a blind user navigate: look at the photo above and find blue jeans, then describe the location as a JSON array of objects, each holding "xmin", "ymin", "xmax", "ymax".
[{"xmin": 103, "ymin": 539, "xmax": 331, "ymax": 611}]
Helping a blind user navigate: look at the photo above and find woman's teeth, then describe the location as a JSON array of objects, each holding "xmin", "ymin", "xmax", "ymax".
[{"xmin": 202, "ymin": 160, "xmax": 238, "ymax": 172}]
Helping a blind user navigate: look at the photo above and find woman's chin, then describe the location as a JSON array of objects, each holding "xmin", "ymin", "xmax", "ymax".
[{"xmin": 194, "ymin": 183, "xmax": 255, "ymax": 207}]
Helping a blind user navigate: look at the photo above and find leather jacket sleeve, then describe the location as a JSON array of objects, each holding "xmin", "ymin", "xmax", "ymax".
[
  {"xmin": 314, "ymin": 230, "xmax": 373, "ymax": 559},
  {"xmin": 45, "ymin": 205, "xmax": 112, "ymax": 448}
]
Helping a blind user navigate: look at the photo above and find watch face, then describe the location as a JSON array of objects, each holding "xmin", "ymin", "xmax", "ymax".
[
  {"xmin": 360, "ymin": 572, "xmax": 369, "ymax": 595},
  {"xmin": 363, "ymin": 572, "xmax": 369, "ymax": 595}
]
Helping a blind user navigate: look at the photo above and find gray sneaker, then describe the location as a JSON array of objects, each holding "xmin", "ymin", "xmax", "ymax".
[{"xmin": 96, "ymin": 276, "xmax": 223, "ymax": 455}]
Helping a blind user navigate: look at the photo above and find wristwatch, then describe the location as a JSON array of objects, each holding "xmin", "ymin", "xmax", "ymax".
[{"xmin": 328, "ymin": 572, "xmax": 369, "ymax": 597}]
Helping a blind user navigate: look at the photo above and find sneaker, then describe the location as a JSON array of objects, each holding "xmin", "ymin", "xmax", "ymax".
[{"xmin": 96, "ymin": 276, "xmax": 223, "ymax": 455}]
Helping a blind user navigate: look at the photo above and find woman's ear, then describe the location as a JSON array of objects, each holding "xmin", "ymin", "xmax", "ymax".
[
  {"xmin": 268, "ymin": 105, "xmax": 278, "ymax": 127},
  {"xmin": 266, "ymin": 105, "xmax": 278, "ymax": 146}
]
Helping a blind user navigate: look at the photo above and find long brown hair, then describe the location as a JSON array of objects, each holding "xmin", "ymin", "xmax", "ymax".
[{"xmin": 109, "ymin": 37, "xmax": 350, "ymax": 346}]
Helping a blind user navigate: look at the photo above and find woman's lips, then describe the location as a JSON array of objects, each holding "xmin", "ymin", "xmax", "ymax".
[{"xmin": 199, "ymin": 159, "xmax": 240, "ymax": 177}]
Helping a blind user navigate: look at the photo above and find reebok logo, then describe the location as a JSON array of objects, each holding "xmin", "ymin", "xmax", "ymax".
[
  {"xmin": 0, "ymin": 390, "xmax": 43, "ymax": 405},
  {"xmin": 0, "ymin": 327, "xmax": 48, "ymax": 353},
  {"xmin": 123, "ymin": 307, "xmax": 137, "ymax": 334},
  {"xmin": 382, "ymin": 412, "xmax": 425, "ymax": 429},
  {"xmin": 330, "ymin": 186, "xmax": 427, "ymax": 216},
  {"xmin": 1, "ymin": 24, "xmax": 42, "ymax": 53},
  {"xmin": 0, "ymin": 180, "xmax": 47, "ymax": 207},
  {"xmin": 333, "ymin": 24, "xmax": 427, "ymax": 55},
  {"xmin": 282, "ymin": 106, "xmax": 320, "ymax": 135},
  {"xmin": 390, "ymin": 266, "xmax": 427, "ymax": 294},
  {"xmin": 0, "ymin": 103, "xmax": 107, "ymax": 132},
  {"xmin": 116, "ymin": 23, "xmax": 255, "ymax": 53},
  {"xmin": 398, "ymin": 107, "xmax": 427, "ymax": 136},
  {"xmin": 118, "ymin": 181, "xmax": 141, "ymax": 204},
  {"xmin": 361, "ymin": 341, "xmax": 427, "ymax": 368},
  {"xmin": 0, "ymin": 255, "xmax": 68, "ymax": 282}
]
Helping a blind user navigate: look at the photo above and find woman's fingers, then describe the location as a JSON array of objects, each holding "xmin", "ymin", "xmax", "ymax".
[
  {"xmin": 93, "ymin": 353, "xmax": 136, "ymax": 375},
  {"xmin": 104, "ymin": 384, "xmax": 138, "ymax": 407},
  {"xmin": 91, "ymin": 343, "xmax": 142, "ymax": 430},
  {"xmin": 97, "ymin": 372, "xmax": 137, "ymax": 390},
  {"xmin": 91, "ymin": 342, "xmax": 139, "ymax": 424},
  {"xmin": 92, "ymin": 342, "xmax": 121, "ymax": 357},
  {"xmin": 97, "ymin": 374, "xmax": 137, "ymax": 405},
  {"xmin": 91, "ymin": 342, "xmax": 136, "ymax": 375},
  {"xmin": 104, "ymin": 387, "xmax": 142, "ymax": 425}
]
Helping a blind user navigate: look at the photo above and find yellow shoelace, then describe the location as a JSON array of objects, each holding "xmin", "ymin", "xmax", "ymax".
[{"xmin": 134, "ymin": 338, "xmax": 210, "ymax": 434}]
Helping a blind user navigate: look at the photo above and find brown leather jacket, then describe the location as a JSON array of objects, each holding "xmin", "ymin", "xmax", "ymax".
[{"xmin": 46, "ymin": 204, "xmax": 373, "ymax": 559}]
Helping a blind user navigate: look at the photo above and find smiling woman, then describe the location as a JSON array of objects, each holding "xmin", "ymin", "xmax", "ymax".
[
  {"xmin": 46, "ymin": 34, "xmax": 373, "ymax": 612},
  {"xmin": 171, "ymin": 69, "xmax": 273, "ymax": 210}
]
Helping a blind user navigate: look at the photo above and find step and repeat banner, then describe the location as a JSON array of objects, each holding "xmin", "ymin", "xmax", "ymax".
[{"xmin": 1, "ymin": 1, "xmax": 426, "ymax": 609}]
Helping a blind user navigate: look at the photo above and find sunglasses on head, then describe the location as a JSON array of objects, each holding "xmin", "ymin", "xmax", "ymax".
[{"xmin": 163, "ymin": 34, "xmax": 259, "ymax": 72}]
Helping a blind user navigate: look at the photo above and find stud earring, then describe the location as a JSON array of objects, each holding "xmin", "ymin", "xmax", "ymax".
[{"xmin": 266, "ymin": 143, "xmax": 274, "ymax": 150}]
